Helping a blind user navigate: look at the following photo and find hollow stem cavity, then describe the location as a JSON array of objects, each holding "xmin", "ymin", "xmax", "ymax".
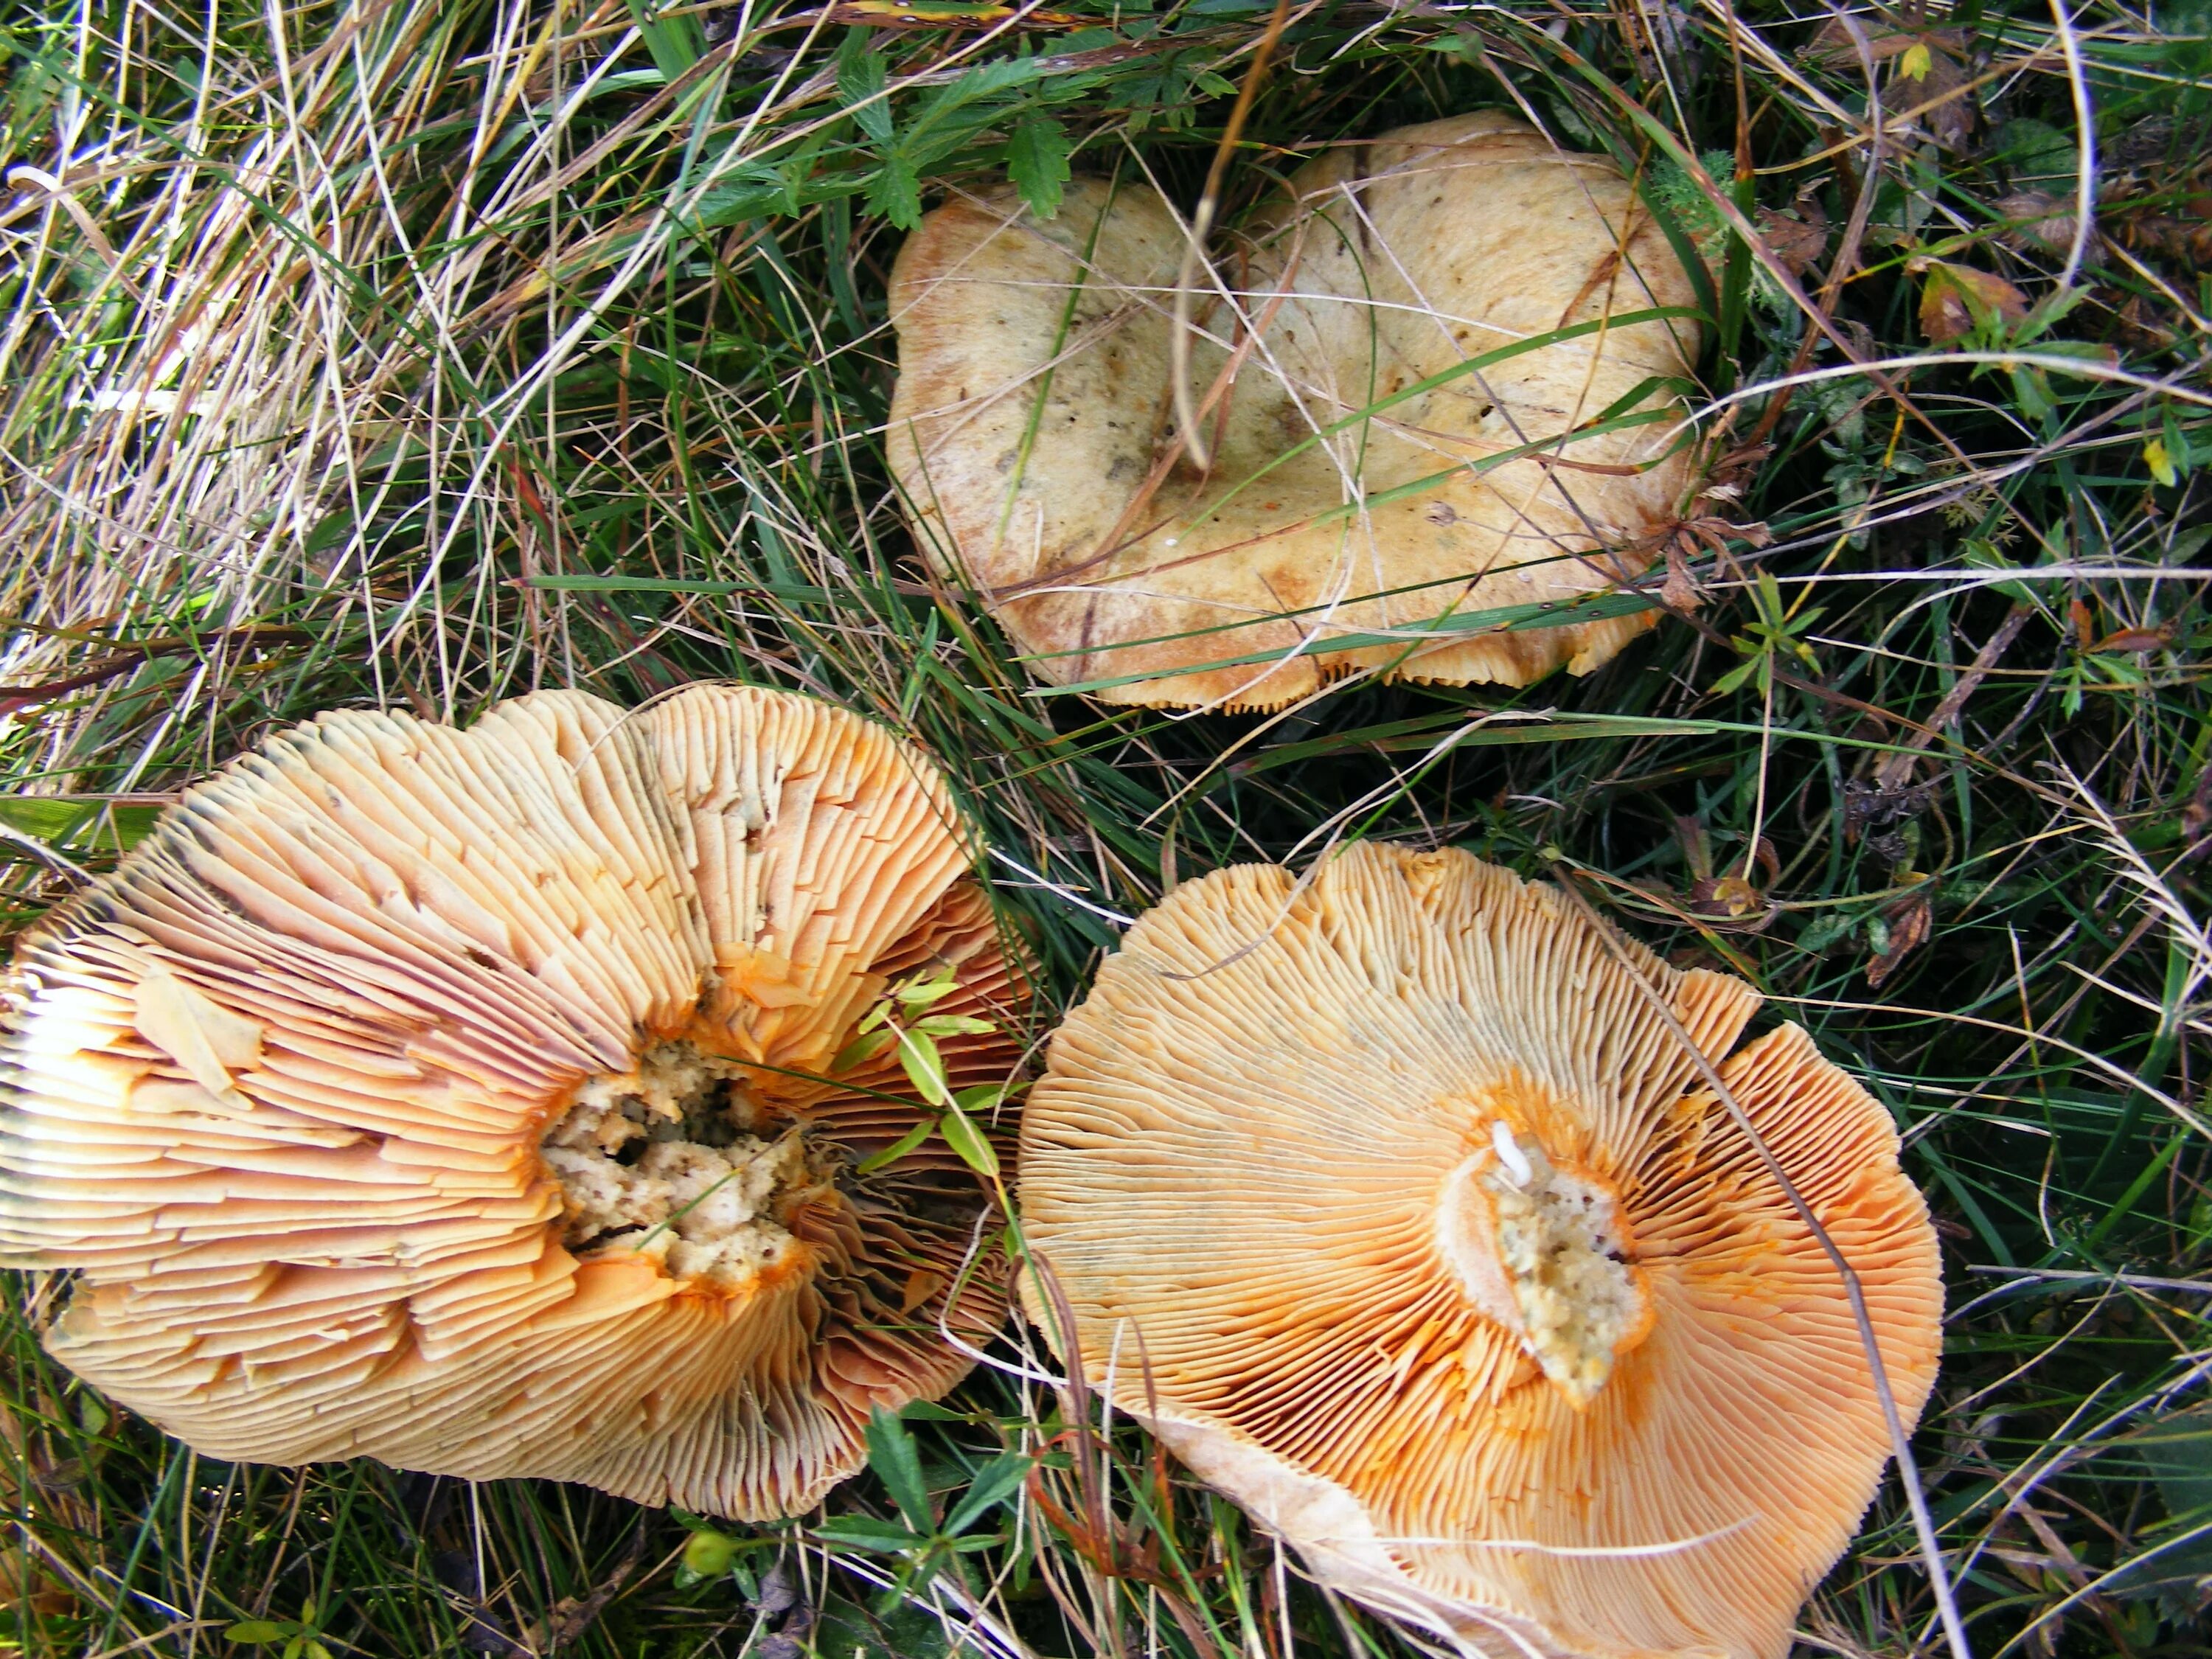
[
  {"xmin": 539, "ymin": 1040, "xmax": 838, "ymax": 1289},
  {"xmin": 1440, "ymin": 1123, "xmax": 1646, "ymax": 1405}
]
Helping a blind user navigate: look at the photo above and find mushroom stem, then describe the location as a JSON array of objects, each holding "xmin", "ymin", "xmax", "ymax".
[{"xmin": 1437, "ymin": 1124, "xmax": 1647, "ymax": 1407}]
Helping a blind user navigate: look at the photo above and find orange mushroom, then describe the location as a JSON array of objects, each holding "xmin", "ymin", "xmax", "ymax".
[
  {"xmin": 0, "ymin": 685, "xmax": 1029, "ymax": 1517},
  {"xmin": 888, "ymin": 114, "xmax": 1706, "ymax": 711},
  {"xmin": 1019, "ymin": 843, "xmax": 1941, "ymax": 1658}
]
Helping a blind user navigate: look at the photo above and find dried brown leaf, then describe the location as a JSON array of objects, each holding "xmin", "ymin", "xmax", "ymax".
[
  {"xmin": 1918, "ymin": 261, "xmax": 2029, "ymax": 344},
  {"xmin": 1866, "ymin": 893, "xmax": 1933, "ymax": 988}
]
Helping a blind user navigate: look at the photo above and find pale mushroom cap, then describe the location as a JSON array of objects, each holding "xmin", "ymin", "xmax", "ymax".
[
  {"xmin": 1018, "ymin": 844, "xmax": 1941, "ymax": 1659},
  {"xmin": 888, "ymin": 114, "xmax": 1706, "ymax": 712},
  {"xmin": 1, "ymin": 685, "xmax": 1030, "ymax": 1518}
]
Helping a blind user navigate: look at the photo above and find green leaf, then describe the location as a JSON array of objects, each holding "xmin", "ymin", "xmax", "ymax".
[
  {"xmin": 831, "ymin": 1028, "xmax": 897, "ymax": 1073},
  {"xmin": 814, "ymin": 1515, "xmax": 929, "ymax": 1553},
  {"xmin": 625, "ymin": 0, "xmax": 706, "ymax": 83},
  {"xmin": 1963, "ymin": 539, "xmax": 2037, "ymax": 605},
  {"xmin": 1710, "ymin": 655, "xmax": 1761, "ymax": 698},
  {"xmin": 898, "ymin": 1399, "xmax": 966, "ymax": 1421},
  {"xmin": 897, "ymin": 1029, "xmax": 952, "ymax": 1107},
  {"xmin": 866, "ymin": 154, "xmax": 923, "ymax": 230},
  {"xmin": 863, "ymin": 1405, "xmax": 935, "ymax": 1532},
  {"xmin": 224, "ymin": 1623, "xmax": 302, "ymax": 1644},
  {"xmin": 0, "ymin": 797, "xmax": 161, "ymax": 851},
  {"xmin": 952, "ymin": 1083, "xmax": 1007, "ymax": 1113},
  {"xmin": 1007, "ymin": 114, "xmax": 1071, "ymax": 219},
  {"xmin": 838, "ymin": 40, "xmax": 894, "ymax": 145},
  {"xmin": 892, "ymin": 970, "xmax": 961, "ymax": 1007},
  {"xmin": 0, "ymin": 797, "xmax": 94, "ymax": 841},
  {"xmin": 939, "ymin": 1104, "xmax": 1001, "ymax": 1179},
  {"xmin": 2010, "ymin": 364, "xmax": 2056, "ymax": 423},
  {"xmin": 855, "ymin": 1117, "xmax": 936, "ymax": 1175},
  {"xmin": 942, "ymin": 1453, "xmax": 1033, "ymax": 1535},
  {"xmin": 1753, "ymin": 567, "xmax": 1786, "ymax": 622},
  {"xmin": 909, "ymin": 1013, "xmax": 995, "ymax": 1038}
]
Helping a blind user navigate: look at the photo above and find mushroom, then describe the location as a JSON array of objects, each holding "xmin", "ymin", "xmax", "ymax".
[
  {"xmin": 0, "ymin": 684, "xmax": 1030, "ymax": 1518},
  {"xmin": 888, "ymin": 113, "xmax": 1706, "ymax": 712},
  {"xmin": 1018, "ymin": 844, "xmax": 1941, "ymax": 1659}
]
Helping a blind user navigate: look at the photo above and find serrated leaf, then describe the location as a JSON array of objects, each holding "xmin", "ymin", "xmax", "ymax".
[
  {"xmin": 897, "ymin": 1029, "xmax": 952, "ymax": 1107},
  {"xmin": 863, "ymin": 1405, "xmax": 934, "ymax": 1531},
  {"xmin": 939, "ymin": 1104, "xmax": 1000, "ymax": 1178},
  {"xmin": 942, "ymin": 1452, "xmax": 1034, "ymax": 1535},
  {"xmin": 838, "ymin": 44, "xmax": 894, "ymax": 145},
  {"xmin": 1007, "ymin": 115, "xmax": 1071, "ymax": 219},
  {"xmin": 832, "ymin": 1027, "xmax": 897, "ymax": 1073},
  {"xmin": 867, "ymin": 154, "xmax": 922, "ymax": 228}
]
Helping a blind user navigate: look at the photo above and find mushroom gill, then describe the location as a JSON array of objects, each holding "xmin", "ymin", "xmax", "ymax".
[
  {"xmin": 1018, "ymin": 843, "xmax": 1941, "ymax": 1659},
  {"xmin": 0, "ymin": 684, "xmax": 1031, "ymax": 1518}
]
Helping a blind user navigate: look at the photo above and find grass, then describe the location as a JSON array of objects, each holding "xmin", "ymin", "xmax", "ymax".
[{"xmin": 4, "ymin": 0, "xmax": 2211, "ymax": 1654}]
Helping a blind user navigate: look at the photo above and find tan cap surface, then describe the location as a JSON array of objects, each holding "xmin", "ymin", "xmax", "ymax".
[
  {"xmin": 888, "ymin": 114, "xmax": 1705, "ymax": 712},
  {"xmin": 1, "ymin": 684, "xmax": 1030, "ymax": 1517},
  {"xmin": 1019, "ymin": 844, "xmax": 1941, "ymax": 1659}
]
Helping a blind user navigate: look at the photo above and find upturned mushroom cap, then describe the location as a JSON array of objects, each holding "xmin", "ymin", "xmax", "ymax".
[
  {"xmin": 1019, "ymin": 844, "xmax": 1941, "ymax": 1659},
  {"xmin": 0, "ymin": 685, "xmax": 1030, "ymax": 1518},
  {"xmin": 888, "ymin": 114, "xmax": 1705, "ymax": 712}
]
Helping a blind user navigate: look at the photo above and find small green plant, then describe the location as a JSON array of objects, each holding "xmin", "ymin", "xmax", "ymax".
[
  {"xmin": 812, "ymin": 1408, "xmax": 1032, "ymax": 1611},
  {"xmin": 833, "ymin": 967, "xmax": 1014, "ymax": 1180},
  {"xmin": 222, "ymin": 1603, "xmax": 332, "ymax": 1659},
  {"xmin": 669, "ymin": 1512, "xmax": 782, "ymax": 1594},
  {"xmin": 1710, "ymin": 568, "xmax": 1821, "ymax": 699}
]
